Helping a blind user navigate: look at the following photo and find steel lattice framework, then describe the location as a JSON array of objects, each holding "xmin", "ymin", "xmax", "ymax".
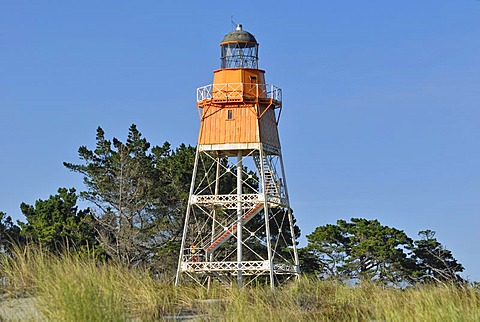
[{"xmin": 175, "ymin": 144, "xmax": 300, "ymax": 288}]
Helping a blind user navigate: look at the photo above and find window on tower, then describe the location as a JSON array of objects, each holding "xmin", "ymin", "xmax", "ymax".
[
  {"xmin": 221, "ymin": 43, "xmax": 258, "ymax": 69},
  {"xmin": 227, "ymin": 110, "xmax": 233, "ymax": 120}
]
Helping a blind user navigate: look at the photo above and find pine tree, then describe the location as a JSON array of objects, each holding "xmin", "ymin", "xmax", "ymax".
[
  {"xmin": 411, "ymin": 230, "xmax": 464, "ymax": 284},
  {"xmin": 64, "ymin": 125, "xmax": 194, "ymax": 269},
  {"xmin": 18, "ymin": 188, "xmax": 97, "ymax": 254}
]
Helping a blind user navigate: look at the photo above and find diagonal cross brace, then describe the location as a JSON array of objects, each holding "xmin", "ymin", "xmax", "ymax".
[{"xmin": 206, "ymin": 203, "xmax": 263, "ymax": 254}]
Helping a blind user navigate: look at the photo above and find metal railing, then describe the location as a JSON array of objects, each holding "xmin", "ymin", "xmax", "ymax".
[
  {"xmin": 181, "ymin": 260, "xmax": 270, "ymax": 272},
  {"xmin": 197, "ymin": 83, "xmax": 282, "ymax": 103},
  {"xmin": 181, "ymin": 260, "xmax": 298, "ymax": 274},
  {"xmin": 191, "ymin": 193, "xmax": 262, "ymax": 209}
]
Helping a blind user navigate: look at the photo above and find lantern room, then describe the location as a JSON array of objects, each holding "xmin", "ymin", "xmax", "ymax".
[{"xmin": 220, "ymin": 24, "xmax": 258, "ymax": 69}]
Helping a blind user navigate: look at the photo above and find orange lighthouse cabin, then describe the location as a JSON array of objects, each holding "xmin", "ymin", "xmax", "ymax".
[{"xmin": 196, "ymin": 25, "xmax": 282, "ymax": 155}]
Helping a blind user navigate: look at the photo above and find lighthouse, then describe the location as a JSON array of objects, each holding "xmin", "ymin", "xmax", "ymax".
[{"xmin": 175, "ymin": 25, "xmax": 299, "ymax": 288}]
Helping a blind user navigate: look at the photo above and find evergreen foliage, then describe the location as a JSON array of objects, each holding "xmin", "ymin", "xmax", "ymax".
[
  {"xmin": 305, "ymin": 218, "xmax": 414, "ymax": 285},
  {"xmin": 411, "ymin": 230, "xmax": 464, "ymax": 284},
  {"xmin": 0, "ymin": 212, "xmax": 22, "ymax": 253},
  {"xmin": 63, "ymin": 125, "xmax": 195, "ymax": 270},
  {"xmin": 303, "ymin": 218, "xmax": 464, "ymax": 285},
  {"xmin": 18, "ymin": 187, "xmax": 97, "ymax": 254}
]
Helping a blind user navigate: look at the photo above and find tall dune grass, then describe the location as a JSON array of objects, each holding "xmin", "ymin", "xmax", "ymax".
[
  {"xmin": 0, "ymin": 246, "xmax": 177, "ymax": 320},
  {"xmin": 1, "ymin": 246, "xmax": 479, "ymax": 321}
]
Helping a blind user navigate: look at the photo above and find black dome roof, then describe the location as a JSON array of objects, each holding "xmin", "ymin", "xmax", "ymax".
[{"xmin": 221, "ymin": 25, "xmax": 257, "ymax": 44}]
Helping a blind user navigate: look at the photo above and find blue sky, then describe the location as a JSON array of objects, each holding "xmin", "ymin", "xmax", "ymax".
[{"xmin": 1, "ymin": 1, "xmax": 479, "ymax": 280}]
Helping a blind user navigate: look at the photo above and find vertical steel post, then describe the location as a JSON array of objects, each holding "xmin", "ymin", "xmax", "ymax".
[
  {"xmin": 236, "ymin": 151, "xmax": 243, "ymax": 288},
  {"xmin": 278, "ymin": 153, "xmax": 300, "ymax": 274},
  {"xmin": 175, "ymin": 147, "xmax": 200, "ymax": 286},
  {"xmin": 208, "ymin": 157, "xmax": 221, "ymax": 290},
  {"xmin": 260, "ymin": 147, "xmax": 275, "ymax": 288}
]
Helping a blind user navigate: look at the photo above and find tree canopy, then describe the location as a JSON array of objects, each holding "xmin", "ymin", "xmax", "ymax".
[
  {"xmin": 305, "ymin": 218, "xmax": 414, "ymax": 285},
  {"xmin": 63, "ymin": 125, "xmax": 196, "ymax": 269},
  {"xmin": 18, "ymin": 187, "xmax": 97, "ymax": 254},
  {"xmin": 411, "ymin": 230, "xmax": 464, "ymax": 284},
  {"xmin": 303, "ymin": 218, "xmax": 464, "ymax": 285},
  {"xmin": 0, "ymin": 212, "xmax": 22, "ymax": 253}
]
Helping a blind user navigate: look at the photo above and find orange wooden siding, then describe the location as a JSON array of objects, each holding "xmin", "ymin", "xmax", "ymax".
[
  {"xmin": 197, "ymin": 68, "xmax": 279, "ymax": 148},
  {"xmin": 259, "ymin": 107, "xmax": 280, "ymax": 147},
  {"xmin": 198, "ymin": 103, "xmax": 280, "ymax": 148},
  {"xmin": 213, "ymin": 69, "xmax": 266, "ymax": 85},
  {"xmin": 198, "ymin": 105, "xmax": 258, "ymax": 145}
]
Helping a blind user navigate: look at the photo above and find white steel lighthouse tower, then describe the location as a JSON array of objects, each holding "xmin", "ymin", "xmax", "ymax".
[{"xmin": 175, "ymin": 25, "xmax": 299, "ymax": 288}]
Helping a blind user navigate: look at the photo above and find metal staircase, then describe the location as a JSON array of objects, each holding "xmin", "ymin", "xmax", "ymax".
[
  {"xmin": 205, "ymin": 203, "xmax": 264, "ymax": 254},
  {"xmin": 253, "ymin": 155, "xmax": 281, "ymax": 196}
]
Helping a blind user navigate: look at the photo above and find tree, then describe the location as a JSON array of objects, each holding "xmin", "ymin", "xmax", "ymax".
[
  {"xmin": 18, "ymin": 188, "xmax": 97, "ymax": 254},
  {"xmin": 304, "ymin": 218, "xmax": 415, "ymax": 285},
  {"xmin": 344, "ymin": 218, "xmax": 415, "ymax": 284},
  {"xmin": 0, "ymin": 212, "xmax": 22, "ymax": 253},
  {"xmin": 64, "ymin": 125, "xmax": 194, "ymax": 268},
  {"xmin": 411, "ymin": 230, "xmax": 464, "ymax": 284},
  {"xmin": 149, "ymin": 143, "xmax": 197, "ymax": 272},
  {"xmin": 303, "ymin": 223, "xmax": 348, "ymax": 279}
]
